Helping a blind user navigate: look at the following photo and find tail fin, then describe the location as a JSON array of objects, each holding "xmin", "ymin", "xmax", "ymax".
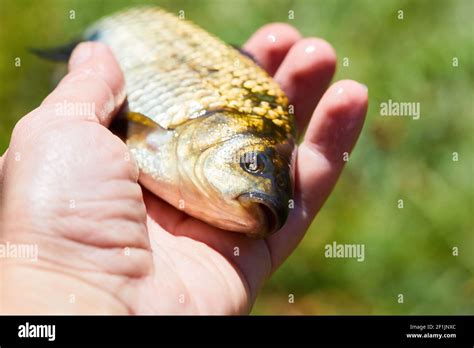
[{"xmin": 29, "ymin": 40, "xmax": 82, "ymax": 62}]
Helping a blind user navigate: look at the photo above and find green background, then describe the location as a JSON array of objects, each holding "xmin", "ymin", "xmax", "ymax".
[{"xmin": 0, "ymin": 0, "xmax": 472, "ymax": 314}]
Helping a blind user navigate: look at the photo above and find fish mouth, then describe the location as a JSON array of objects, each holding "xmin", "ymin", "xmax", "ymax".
[{"xmin": 238, "ymin": 192, "xmax": 287, "ymax": 237}]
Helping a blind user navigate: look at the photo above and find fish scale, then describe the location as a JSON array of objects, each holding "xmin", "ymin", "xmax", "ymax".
[{"xmin": 88, "ymin": 6, "xmax": 294, "ymax": 134}]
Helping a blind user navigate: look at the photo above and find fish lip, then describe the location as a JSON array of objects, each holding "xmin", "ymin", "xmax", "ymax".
[{"xmin": 238, "ymin": 192, "xmax": 286, "ymax": 237}]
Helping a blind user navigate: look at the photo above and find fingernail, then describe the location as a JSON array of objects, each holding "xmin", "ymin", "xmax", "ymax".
[
  {"xmin": 69, "ymin": 42, "xmax": 93, "ymax": 68},
  {"xmin": 359, "ymin": 83, "xmax": 368, "ymax": 91}
]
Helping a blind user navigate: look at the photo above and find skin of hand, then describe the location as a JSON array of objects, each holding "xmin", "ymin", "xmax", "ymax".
[{"xmin": 0, "ymin": 24, "xmax": 367, "ymax": 314}]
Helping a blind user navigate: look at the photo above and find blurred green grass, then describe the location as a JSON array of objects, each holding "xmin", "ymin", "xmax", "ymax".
[{"xmin": 0, "ymin": 0, "xmax": 472, "ymax": 314}]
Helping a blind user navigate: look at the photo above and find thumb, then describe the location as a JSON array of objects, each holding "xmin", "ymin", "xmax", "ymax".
[
  {"xmin": 1, "ymin": 41, "xmax": 147, "ymax": 276},
  {"xmin": 12, "ymin": 41, "xmax": 125, "ymax": 139},
  {"xmin": 42, "ymin": 41, "xmax": 126, "ymax": 126},
  {"xmin": 2, "ymin": 41, "xmax": 139, "ymax": 233},
  {"xmin": 0, "ymin": 41, "xmax": 125, "ymax": 184}
]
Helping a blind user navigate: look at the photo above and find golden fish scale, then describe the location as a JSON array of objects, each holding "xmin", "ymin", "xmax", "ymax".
[{"xmin": 89, "ymin": 7, "xmax": 294, "ymax": 135}]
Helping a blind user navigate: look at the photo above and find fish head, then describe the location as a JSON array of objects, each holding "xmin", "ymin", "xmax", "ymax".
[
  {"xmin": 122, "ymin": 109, "xmax": 296, "ymax": 238},
  {"xmin": 198, "ymin": 130, "xmax": 296, "ymax": 238}
]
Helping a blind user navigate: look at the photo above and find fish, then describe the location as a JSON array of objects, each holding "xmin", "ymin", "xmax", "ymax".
[{"xmin": 39, "ymin": 7, "xmax": 297, "ymax": 238}]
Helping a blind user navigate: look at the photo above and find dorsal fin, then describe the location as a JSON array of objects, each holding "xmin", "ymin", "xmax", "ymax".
[{"xmin": 29, "ymin": 40, "xmax": 81, "ymax": 62}]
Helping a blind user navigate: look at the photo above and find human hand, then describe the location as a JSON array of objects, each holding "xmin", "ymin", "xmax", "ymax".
[{"xmin": 0, "ymin": 23, "xmax": 367, "ymax": 314}]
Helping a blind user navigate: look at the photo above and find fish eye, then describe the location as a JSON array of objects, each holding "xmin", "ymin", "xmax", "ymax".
[{"xmin": 241, "ymin": 152, "xmax": 267, "ymax": 174}]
